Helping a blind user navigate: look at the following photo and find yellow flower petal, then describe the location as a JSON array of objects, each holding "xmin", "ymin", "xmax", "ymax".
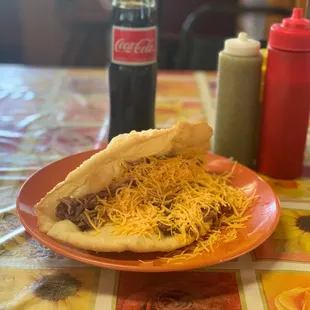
[
  {"xmin": 64, "ymin": 298, "xmax": 74, "ymax": 310},
  {"xmin": 66, "ymin": 295, "xmax": 91, "ymax": 310},
  {"xmin": 275, "ymin": 297, "xmax": 290, "ymax": 310},
  {"xmin": 286, "ymin": 228, "xmax": 304, "ymax": 240},
  {"xmin": 276, "ymin": 288, "xmax": 307, "ymax": 310},
  {"xmin": 273, "ymin": 223, "xmax": 288, "ymax": 239},
  {"xmin": 284, "ymin": 239, "xmax": 303, "ymax": 253},
  {"xmin": 295, "ymin": 210, "xmax": 310, "ymax": 217},
  {"xmin": 283, "ymin": 210, "xmax": 299, "ymax": 217},
  {"xmin": 299, "ymin": 233, "xmax": 310, "ymax": 254},
  {"xmin": 303, "ymin": 291, "xmax": 310, "ymax": 310},
  {"xmin": 274, "ymin": 225, "xmax": 303, "ymax": 240},
  {"xmin": 273, "ymin": 211, "xmax": 308, "ymax": 244},
  {"xmin": 281, "ymin": 214, "xmax": 298, "ymax": 228},
  {"xmin": 57, "ymin": 300, "xmax": 70, "ymax": 310},
  {"xmin": 7, "ymin": 293, "xmax": 38, "ymax": 310},
  {"xmin": 303, "ymin": 302, "xmax": 310, "ymax": 310},
  {"xmin": 31, "ymin": 300, "xmax": 58, "ymax": 310},
  {"xmin": 304, "ymin": 291, "xmax": 310, "ymax": 303}
]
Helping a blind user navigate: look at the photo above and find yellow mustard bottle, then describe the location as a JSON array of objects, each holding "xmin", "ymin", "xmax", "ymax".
[{"xmin": 212, "ymin": 32, "xmax": 262, "ymax": 168}]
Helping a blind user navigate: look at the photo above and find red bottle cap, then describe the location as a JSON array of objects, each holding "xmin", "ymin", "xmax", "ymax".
[{"xmin": 269, "ymin": 8, "xmax": 310, "ymax": 51}]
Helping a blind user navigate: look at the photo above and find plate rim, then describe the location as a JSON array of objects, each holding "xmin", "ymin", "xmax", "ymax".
[{"xmin": 16, "ymin": 149, "xmax": 281, "ymax": 272}]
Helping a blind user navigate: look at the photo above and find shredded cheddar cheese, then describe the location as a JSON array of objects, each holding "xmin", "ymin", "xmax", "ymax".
[{"xmin": 89, "ymin": 153, "xmax": 254, "ymax": 260}]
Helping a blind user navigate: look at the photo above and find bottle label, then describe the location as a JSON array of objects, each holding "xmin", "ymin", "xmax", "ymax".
[{"xmin": 112, "ymin": 26, "xmax": 157, "ymax": 66}]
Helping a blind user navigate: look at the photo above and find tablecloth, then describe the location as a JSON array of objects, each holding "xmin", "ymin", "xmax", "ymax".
[{"xmin": 1, "ymin": 65, "xmax": 310, "ymax": 310}]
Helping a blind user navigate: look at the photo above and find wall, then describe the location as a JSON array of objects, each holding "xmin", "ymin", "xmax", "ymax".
[
  {"xmin": 0, "ymin": 0, "xmax": 22, "ymax": 63},
  {"xmin": 19, "ymin": 0, "xmax": 68, "ymax": 66},
  {"xmin": 19, "ymin": 0, "xmax": 110, "ymax": 66}
]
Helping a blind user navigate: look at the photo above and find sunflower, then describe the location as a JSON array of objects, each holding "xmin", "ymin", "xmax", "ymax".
[
  {"xmin": 275, "ymin": 287, "xmax": 310, "ymax": 310},
  {"xmin": 261, "ymin": 177, "xmax": 304, "ymax": 199},
  {"xmin": 1, "ymin": 268, "xmax": 99, "ymax": 310},
  {"xmin": 272, "ymin": 210, "xmax": 310, "ymax": 254}
]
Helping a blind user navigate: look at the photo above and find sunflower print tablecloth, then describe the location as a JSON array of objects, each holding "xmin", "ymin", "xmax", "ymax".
[{"xmin": 1, "ymin": 65, "xmax": 310, "ymax": 310}]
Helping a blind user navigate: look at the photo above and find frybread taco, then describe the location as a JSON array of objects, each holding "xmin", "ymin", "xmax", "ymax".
[{"xmin": 35, "ymin": 122, "xmax": 251, "ymax": 254}]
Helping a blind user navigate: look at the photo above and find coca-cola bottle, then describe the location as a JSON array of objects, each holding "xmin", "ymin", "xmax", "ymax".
[{"xmin": 108, "ymin": 0, "xmax": 158, "ymax": 141}]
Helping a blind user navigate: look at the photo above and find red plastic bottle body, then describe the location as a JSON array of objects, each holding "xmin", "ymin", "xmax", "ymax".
[
  {"xmin": 257, "ymin": 8, "xmax": 310, "ymax": 179},
  {"xmin": 258, "ymin": 47, "xmax": 310, "ymax": 179}
]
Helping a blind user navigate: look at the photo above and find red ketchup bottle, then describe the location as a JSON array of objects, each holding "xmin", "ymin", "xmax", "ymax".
[{"xmin": 257, "ymin": 8, "xmax": 310, "ymax": 180}]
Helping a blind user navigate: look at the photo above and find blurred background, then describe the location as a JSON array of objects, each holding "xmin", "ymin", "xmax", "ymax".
[{"xmin": 0, "ymin": 0, "xmax": 299, "ymax": 70}]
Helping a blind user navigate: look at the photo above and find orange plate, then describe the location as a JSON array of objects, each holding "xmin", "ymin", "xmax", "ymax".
[{"xmin": 16, "ymin": 150, "xmax": 280, "ymax": 272}]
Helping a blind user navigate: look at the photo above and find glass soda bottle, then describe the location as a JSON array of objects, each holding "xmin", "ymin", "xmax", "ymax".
[{"xmin": 108, "ymin": 0, "xmax": 158, "ymax": 141}]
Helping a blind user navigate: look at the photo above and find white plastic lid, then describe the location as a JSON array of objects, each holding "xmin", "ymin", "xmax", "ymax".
[{"xmin": 224, "ymin": 32, "xmax": 261, "ymax": 56}]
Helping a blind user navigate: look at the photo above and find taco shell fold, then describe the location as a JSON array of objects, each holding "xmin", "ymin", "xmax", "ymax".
[{"xmin": 35, "ymin": 122, "xmax": 213, "ymax": 253}]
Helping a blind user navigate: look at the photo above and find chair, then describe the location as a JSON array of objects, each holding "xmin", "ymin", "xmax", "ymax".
[{"xmin": 175, "ymin": 4, "xmax": 292, "ymax": 70}]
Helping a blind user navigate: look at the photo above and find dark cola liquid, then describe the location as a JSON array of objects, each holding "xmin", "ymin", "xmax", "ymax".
[{"xmin": 108, "ymin": 4, "xmax": 157, "ymax": 141}]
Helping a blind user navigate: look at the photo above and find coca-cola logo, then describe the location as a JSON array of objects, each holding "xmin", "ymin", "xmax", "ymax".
[
  {"xmin": 115, "ymin": 38, "xmax": 155, "ymax": 54},
  {"xmin": 112, "ymin": 26, "xmax": 157, "ymax": 65}
]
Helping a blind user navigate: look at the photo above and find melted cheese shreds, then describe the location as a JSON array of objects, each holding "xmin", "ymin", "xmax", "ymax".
[
  {"xmin": 84, "ymin": 211, "xmax": 100, "ymax": 232},
  {"xmin": 90, "ymin": 153, "xmax": 255, "ymax": 260}
]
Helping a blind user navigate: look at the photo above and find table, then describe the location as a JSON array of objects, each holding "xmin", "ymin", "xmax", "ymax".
[{"xmin": 1, "ymin": 65, "xmax": 310, "ymax": 310}]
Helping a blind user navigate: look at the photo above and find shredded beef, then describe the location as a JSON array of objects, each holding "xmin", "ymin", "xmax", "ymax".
[
  {"xmin": 157, "ymin": 155, "xmax": 175, "ymax": 160},
  {"xmin": 56, "ymin": 199, "xmax": 91, "ymax": 231},
  {"xmin": 158, "ymin": 222, "xmax": 171, "ymax": 235},
  {"xmin": 109, "ymin": 177, "xmax": 135, "ymax": 195},
  {"xmin": 126, "ymin": 159, "xmax": 144, "ymax": 166},
  {"xmin": 75, "ymin": 214, "xmax": 93, "ymax": 231},
  {"xmin": 202, "ymin": 209, "xmax": 217, "ymax": 223},
  {"xmin": 97, "ymin": 189, "xmax": 109, "ymax": 199},
  {"xmin": 220, "ymin": 203, "xmax": 233, "ymax": 216},
  {"xmin": 197, "ymin": 159, "xmax": 203, "ymax": 166},
  {"xmin": 55, "ymin": 177, "xmax": 136, "ymax": 231},
  {"xmin": 83, "ymin": 194, "xmax": 98, "ymax": 210}
]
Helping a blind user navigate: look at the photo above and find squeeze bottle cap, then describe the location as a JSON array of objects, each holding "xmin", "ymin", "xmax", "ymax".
[
  {"xmin": 224, "ymin": 32, "xmax": 261, "ymax": 56},
  {"xmin": 269, "ymin": 8, "xmax": 310, "ymax": 51}
]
